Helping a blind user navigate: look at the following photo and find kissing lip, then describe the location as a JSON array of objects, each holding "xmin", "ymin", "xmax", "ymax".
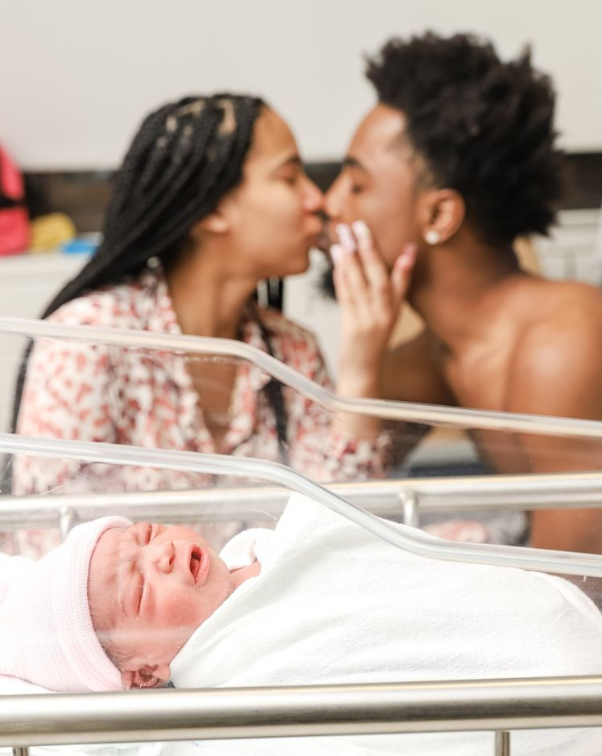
[
  {"xmin": 313, "ymin": 224, "xmax": 336, "ymax": 253},
  {"xmin": 188, "ymin": 544, "xmax": 210, "ymax": 586}
]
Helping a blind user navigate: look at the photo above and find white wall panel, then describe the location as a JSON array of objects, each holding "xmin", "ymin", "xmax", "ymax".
[{"xmin": 2, "ymin": 0, "xmax": 601, "ymax": 169}]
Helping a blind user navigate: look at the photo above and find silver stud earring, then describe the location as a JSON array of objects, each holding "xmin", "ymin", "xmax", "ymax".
[{"xmin": 424, "ymin": 230, "xmax": 441, "ymax": 245}]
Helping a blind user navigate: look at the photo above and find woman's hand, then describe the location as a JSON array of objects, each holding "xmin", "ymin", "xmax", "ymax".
[{"xmin": 333, "ymin": 220, "xmax": 416, "ymax": 401}]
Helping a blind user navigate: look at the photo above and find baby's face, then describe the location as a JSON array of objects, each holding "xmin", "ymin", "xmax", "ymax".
[{"xmin": 88, "ymin": 522, "xmax": 235, "ymax": 681}]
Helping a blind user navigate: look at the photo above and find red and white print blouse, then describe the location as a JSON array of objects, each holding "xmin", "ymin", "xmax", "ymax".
[{"xmin": 14, "ymin": 269, "xmax": 390, "ymax": 498}]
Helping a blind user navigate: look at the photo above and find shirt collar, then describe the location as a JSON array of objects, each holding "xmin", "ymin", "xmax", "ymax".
[
  {"xmin": 139, "ymin": 265, "xmax": 181, "ymax": 337},
  {"xmin": 138, "ymin": 266, "xmax": 277, "ymax": 449}
]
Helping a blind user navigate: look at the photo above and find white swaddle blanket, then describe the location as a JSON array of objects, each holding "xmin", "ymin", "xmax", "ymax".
[{"xmin": 171, "ymin": 494, "xmax": 602, "ymax": 755}]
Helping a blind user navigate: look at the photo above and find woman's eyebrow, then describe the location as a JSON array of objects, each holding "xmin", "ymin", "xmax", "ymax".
[{"xmin": 272, "ymin": 154, "xmax": 302, "ymax": 172}]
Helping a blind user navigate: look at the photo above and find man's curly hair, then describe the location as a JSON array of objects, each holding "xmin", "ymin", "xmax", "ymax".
[{"xmin": 366, "ymin": 33, "xmax": 564, "ymax": 246}]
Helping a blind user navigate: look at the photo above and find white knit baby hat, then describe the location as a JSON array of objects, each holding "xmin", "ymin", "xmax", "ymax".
[{"xmin": 0, "ymin": 516, "xmax": 131, "ymax": 692}]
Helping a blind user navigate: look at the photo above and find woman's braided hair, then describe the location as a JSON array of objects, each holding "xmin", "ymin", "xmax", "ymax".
[
  {"xmin": 46, "ymin": 94, "xmax": 263, "ymax": 312},
  {"xmin": 12, "ymin": 94, "xmax": 289, "ymax": 460}
]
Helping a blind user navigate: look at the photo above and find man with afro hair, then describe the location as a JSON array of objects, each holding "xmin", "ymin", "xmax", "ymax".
[{"xmin": 326, "ymin": 32, "xmax": 602, "ymax": 554}]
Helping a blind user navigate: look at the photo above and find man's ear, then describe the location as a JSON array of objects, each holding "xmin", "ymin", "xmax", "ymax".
[
  {"xmin": 121, "ymin": 663, "xmax": 171, "ymax": 690},
  {"xmin": 418, "ymin": 188, "xmax": 465, "ymax": 245}
]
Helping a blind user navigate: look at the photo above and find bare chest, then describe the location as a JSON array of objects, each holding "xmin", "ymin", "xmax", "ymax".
[
  {"xmin": 443, "ymin": 346, "xmax": 508, "ymax": 412},
  {"xmin": 441, "ymin": 349, "xmax": 530, "ymax": 474}
]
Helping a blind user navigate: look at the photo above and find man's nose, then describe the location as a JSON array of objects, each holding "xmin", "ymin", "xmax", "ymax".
[
  {"xmin": 147, "ymin": 540, "xmax": 175, "ymax": 574},
  {"xmin": 324, "ymin": 182, "xmax": 342, "ymax": 222}
]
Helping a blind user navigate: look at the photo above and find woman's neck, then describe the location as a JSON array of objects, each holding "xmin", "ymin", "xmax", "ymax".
[{"xmin": 166, "ymin": 249, "xmax": 259, "ymax": 339}]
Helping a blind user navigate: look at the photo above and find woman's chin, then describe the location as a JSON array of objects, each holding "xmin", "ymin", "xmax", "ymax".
[
  {"xmin": 264, "ymin": 249, "xmax": 311, "ymax": 280},
  {"xmin": 289, "ymin": 250, "xmax": 312, "ymax": 276}
]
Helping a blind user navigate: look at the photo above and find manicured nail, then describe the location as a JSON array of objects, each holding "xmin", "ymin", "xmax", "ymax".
[
  {"xmin": 330, "ymin": 243, "xmax": 344, "ymax": 266},
  {"xmin": 402, "ymin": 242, "xmax": 417, "ymax": 262},
  {"xmin": 336, "ymin": 223, "xmax": 356, "ymax": 253},
  {"xmin": 352, "ymin": 220, "xmax": 371, "ymax": 240},
  {"xmin": 396, "ymin": 243, "xmax": 417, "ymax": 270}
]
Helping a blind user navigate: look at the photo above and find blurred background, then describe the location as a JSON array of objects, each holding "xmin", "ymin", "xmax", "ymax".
[
  {"xmin": 0, "ymin": 0, "xmax": 601, "ymax": 434},
  {"xmin": 3, "ymin": 0, "xmax": 602, "ymax": 166}
]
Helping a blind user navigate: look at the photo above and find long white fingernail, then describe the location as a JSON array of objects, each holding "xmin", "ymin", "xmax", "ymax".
[
  {"xmin": 336, "ymin": 223, "xmax": 356, "ymax": 253},
  {"xmin": 402, "ymin": 242, "xmax": 417, "ymax": 261},
  {"xmin": 330, "ymin": 243, "xmax": 344, "ymax": 266},
  {"xmin": 352, "ymin": 220, "xmax": 370, "ymax": 240},
  {"xmin": 396, "ymin": 243, "xmax": 417, "ymax": 270}
]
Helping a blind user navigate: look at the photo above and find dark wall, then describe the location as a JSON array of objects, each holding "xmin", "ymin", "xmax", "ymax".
[{"xmin": 23, "ymin": 153, "xmax": 602, "ymax": 233}]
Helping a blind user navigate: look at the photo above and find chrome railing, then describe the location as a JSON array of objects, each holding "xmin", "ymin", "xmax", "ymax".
[
  {"xmin": 4, "ymin": 434, "xmax": 602, "ymax": 577},
  {"xmin": 2, "ymin": 677, "xmax": 602, "ymax": 754},
  {"xmin": 4, "ymin": 315, "xmax": 602, "ymax": 437},
  {"xmin": 3, "ymin": 471, "xmax": 602, "ymax": 530}
]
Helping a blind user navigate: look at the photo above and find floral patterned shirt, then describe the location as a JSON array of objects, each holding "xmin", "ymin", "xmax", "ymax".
[{"xmin": 14, "ymin": 269, "xmax": 389, "ymax": 501}]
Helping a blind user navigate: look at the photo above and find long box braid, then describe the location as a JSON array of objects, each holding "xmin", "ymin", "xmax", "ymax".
[{"xmin": 11, "ymin": 94, "xmax": 289, "ymax": 464}]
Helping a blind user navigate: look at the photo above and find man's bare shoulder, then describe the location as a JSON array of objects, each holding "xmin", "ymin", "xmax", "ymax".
[
  {"xmin": 525, "ymin": 277, "xmax": 602, "ymax": 312},
  {"xmin": 507, "ymin": 278, "xmax": 602, "ymax": 415},
  {"xmin": 515, "ymin": 279, "xmax": 602, "ymax": 358}
]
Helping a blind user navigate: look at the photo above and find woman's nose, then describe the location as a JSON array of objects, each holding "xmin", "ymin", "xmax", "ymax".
[
  {"xmin": 302, "ymin": 177, "xmax": 324, "ymax": 213},
  {"xmin": 147, "ymin": 540, "xmax": 175, "ymax": 574}
]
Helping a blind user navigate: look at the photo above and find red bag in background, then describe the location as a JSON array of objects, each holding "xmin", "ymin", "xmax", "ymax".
[{"xmin": 0, "ymin": 144, "xmax": 29, "ymax": 256}]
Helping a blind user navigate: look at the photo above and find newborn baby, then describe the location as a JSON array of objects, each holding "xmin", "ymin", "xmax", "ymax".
[
  {"xmin": 2, "ymin": 495, "xmax": 602, "ymax": 705},
  {"xmin": 0, "ymin": 515, "xmax": 259, "ymax": 692},
  {"xmin": 88, "ymin": 520, "xmax": 260, "ymax": 689},
  {"xmin": 4, "ymin": 496, "xmax": 602, "ymax": 754}
]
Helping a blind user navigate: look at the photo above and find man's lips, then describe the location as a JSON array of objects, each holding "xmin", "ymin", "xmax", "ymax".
[
  {"xmin": 188, "ymin": 544, "xmax": 210, "ymax": 586},
  {"xmin": 312, "ymin": 218, "xmax": 339, "ymax": 253}
]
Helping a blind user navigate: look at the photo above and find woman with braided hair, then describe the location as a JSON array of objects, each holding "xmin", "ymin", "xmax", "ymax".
[{"xmin": 11, "ymin": 95, "xmax": 405, "ymax": 552}]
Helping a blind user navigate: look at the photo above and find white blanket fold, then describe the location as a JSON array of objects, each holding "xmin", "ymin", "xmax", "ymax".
[{"xmin": 171, "ymin": 494, "xmax": 602, "ymax": 755}]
